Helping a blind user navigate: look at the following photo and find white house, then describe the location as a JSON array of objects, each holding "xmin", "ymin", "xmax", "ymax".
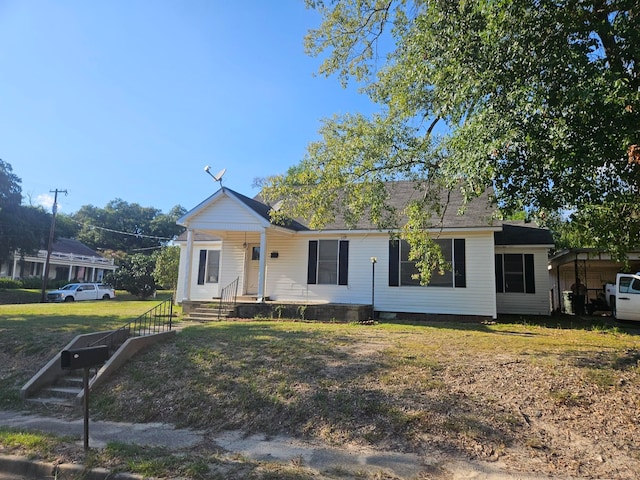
[
  {"xmin": 176, "ymin": 182, "xmax": 554, "ymax": 320},
  {"xmin": 0, "ymin": 238, "xmax": 117, "ymax": 283}
]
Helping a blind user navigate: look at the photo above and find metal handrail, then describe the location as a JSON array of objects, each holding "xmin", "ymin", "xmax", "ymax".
[
  {"xmin": 218, "ymin": 277, "xmax": 239, "ymax": 319},
  {"xmin": 89, "ymin": 296, "xmax": 174, "ymax": 351}
]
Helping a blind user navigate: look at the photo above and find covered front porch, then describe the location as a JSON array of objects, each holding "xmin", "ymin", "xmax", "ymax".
[{"xmin": 177, "ymin": 227, "xmax": 293, "ymax": 304}]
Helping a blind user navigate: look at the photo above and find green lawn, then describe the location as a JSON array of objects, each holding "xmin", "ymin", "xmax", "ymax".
[
  {"xmin": 1, "ymin": 304, "xmax": 640, "ymax": 479},
  {"xmin": 0, "ymin": 296, "xmax": 178, "ymax": 408}
]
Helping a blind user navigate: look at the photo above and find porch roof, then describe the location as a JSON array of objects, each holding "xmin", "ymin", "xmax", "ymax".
[
  {"xmin": 549, "ymin": 248, "xmax": 640, "ymax": 267},
  {"xmin": 494, "ymin": 222, "xmax": 554, "ymax": 247}
]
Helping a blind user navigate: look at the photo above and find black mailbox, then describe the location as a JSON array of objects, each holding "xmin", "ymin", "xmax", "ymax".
[{"xmin": 61, "ymin": 345, "xmax": 109, "ymax": 370}]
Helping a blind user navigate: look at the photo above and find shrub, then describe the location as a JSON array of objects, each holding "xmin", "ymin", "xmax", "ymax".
[
  {"xmin": 20, "ymin": 277, "xmax": 44, "ymax": 289},
  {"xmin": 0, "ymin": 278, "xmax": 22, "ymax": 289}
]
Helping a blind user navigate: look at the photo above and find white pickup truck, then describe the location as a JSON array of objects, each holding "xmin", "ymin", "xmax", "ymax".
[
  {"xmin": 605, "ymin": 273, "xmax": 640, "ymax": 321},
  {"xmin": 46, "ymin": 283, "xmax": 116, "ymax": 302}
]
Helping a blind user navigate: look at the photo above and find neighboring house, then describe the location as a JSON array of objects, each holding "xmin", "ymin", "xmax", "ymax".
[
  {"xmin": 176, "ymin": 182, "xmax": 554, "ymax": 320},
  {"xmin": 0, "ymin": 238, "xmax": 117, "ymax": 283},
  {"xmin": 549, "ymin": 248, "xmax": 640, "ymax": 313}
]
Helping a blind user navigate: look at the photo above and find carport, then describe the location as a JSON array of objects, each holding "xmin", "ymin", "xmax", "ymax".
[{"xmin": 549, "ymin": 248, "xmax": 640, "ymax": 314}]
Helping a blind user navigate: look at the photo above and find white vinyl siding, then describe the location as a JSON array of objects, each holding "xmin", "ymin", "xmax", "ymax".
[
  {"xmin": 264, "ymin": 232, "xmax": 496, "ymax": 318},
  {"xmin": 495, "ymin": 246, "xmax": 551, "ymax": 315},
  {"xmin": 177, "ymin": 240, "xmax": 222, "ymax": 301}
]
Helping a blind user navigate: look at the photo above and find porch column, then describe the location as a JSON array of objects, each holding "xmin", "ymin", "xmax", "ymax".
[
  {"xmin": 12, "ymin": 255, "xmax": 18, "ymax": 280},
  {"xmin": 257, "ymin": 228, "xmax": 267, "ymax": 302},
  {"xmin": 183, "ymin": 229, "xmax": 194, "ymax": 302}
]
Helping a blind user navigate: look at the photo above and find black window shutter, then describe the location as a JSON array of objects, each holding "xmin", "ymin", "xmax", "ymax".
[
  {"xmin": 454, "ymin": 239, "xmax": 466, "ymax": 288},
  {"xmin": 307, "ymin": 241, "xmax": 318, "ymax": 284},
  {"xmin": 389, "ymin": 240, "xmax": 399, "ymax": 286},
  {"xmin": 495, "ymin": 254, "xmax": 504, "ymax": 293},
  {"xmin": 197, "ymin": 250, "xmax": 207, "ymax": 285},
  {"xmin": 338, "ymin": 240, "xmax": 349, "ymax": 285},
  {"xmin": 524, "ymin": 254, "xmax": 536, "ymax": 294}
]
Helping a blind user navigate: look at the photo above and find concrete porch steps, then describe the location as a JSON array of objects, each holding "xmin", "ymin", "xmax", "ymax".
[
  {"xmin": 182, "ymin": 297, "xmax": 260, "ymax": 321},
  {"xmin": 185, "ymin": 304, "xmax": 235, "ymax": 322},
  {"xmin": 21, "ymin": 330, "xmax": 177, "ymax": 409},
  {"xmin": 25, "ymin": 372, "xmax": 87, "ymax": 408}
]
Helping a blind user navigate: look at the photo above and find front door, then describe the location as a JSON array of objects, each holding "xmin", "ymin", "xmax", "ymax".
[{"xmin": 245, "ymin": 244, "xmax": 260, "ymax": 295}]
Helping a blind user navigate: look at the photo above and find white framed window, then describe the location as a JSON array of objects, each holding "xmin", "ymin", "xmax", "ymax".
[
  {"xmin": 390, "ymin": 238, "xmax": 466, "ymax": 288},
  {"xmin": 307, "ymin": 240, "xmax": 349, "ymax": 285},
  {"xmin": 197, "ymin": 249, "xmax": 220, "ymax": 285}
]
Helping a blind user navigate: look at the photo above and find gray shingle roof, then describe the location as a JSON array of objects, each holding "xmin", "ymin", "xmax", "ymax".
[
  {"xmin": 181, "ymin": 183, "xmax": 554, "ymax": 247},
  {"xmin": 320, "ymin": 182, "xmax": 498, "ymax": 230},
  {"xmin": 52, "ymin": 238, "xmax": 101, "ymax": 257},
  {"xmin": 229, "ymin": 188, "xmax": 309, "ymax": 231},
  {"xmin": 251, "ymin": 181, "xmax": 499, "ymax": 231}
]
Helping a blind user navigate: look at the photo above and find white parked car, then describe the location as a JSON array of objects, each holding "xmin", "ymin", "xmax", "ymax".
[{"xmin": 46, "ymin": 283, "xmax": 116, "ymax": 302}]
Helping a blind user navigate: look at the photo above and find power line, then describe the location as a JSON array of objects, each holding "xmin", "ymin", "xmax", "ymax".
[{"xmin": 70, "ymin": 219, "xmax": 175, "ymax": 241}]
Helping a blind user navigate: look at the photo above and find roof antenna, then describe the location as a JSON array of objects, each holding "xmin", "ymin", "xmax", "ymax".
[{"xmin": 204, "ymin": 166, "xmax": 226, "ymax": 188}]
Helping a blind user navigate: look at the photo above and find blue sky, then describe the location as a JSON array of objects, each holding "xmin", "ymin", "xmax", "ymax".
[{"xmin": 0, "ymin": 1, "xmax": 379, "ymax": 214}]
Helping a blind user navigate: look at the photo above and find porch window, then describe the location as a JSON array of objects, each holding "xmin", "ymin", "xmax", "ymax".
[
  {"xmin": 307, "ymin": 240, "xmax": 349, "ymax": 285},
  {"xmin": 389, "ymin": 238, "xmax": 466, "ymax": 288},
  {"xmin": 197, "ymin": 249, "xmax": 220, "ymax": 285},
  {"xmin": 495, "ymin": 253, "xmax": 535, "ymax": 293}
]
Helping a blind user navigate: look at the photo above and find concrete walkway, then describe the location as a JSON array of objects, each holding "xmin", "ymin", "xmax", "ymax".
[
  {"xmin": 0, "ymin": 410, "xmax": 558, "ymax": 479},
  {"xmin": 0, "ymin": 409, "xmax": 428, "ymax": 479}
]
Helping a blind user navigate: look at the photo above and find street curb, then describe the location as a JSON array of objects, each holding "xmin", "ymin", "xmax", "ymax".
[{"xmin": 0, "ymin": 454, "xmax": 142, "ymax": 479}]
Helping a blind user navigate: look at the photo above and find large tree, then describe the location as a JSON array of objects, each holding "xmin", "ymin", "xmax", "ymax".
[
  {"xmin": 0, "ymin": 160, "xmax": 50, "ymax": 262},
  {"xmin": 263, "ymin": 0, "xmax": 639, "ymax": 273},
  {"xmin": 73, "ymin": 200, "xmax": 186, "ymax": 254},
  {"xmin": 104, "ymin": 253, "xmax": 157, "ymax": 299}
]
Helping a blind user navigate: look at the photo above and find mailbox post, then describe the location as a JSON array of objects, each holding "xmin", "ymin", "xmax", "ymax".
[{"xmin": 61, "ymin": 345, "xmax": 109, "ymax": 450}]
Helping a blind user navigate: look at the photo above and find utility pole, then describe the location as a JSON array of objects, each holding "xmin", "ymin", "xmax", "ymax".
[{"xmin": 40, "ymin": 189, "xmax": 67, "ymax": 302}]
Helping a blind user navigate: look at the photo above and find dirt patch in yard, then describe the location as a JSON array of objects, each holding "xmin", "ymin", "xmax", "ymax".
[{"xmin": 9, "ymin": 319, "xmax": 640, "ymax": 479}]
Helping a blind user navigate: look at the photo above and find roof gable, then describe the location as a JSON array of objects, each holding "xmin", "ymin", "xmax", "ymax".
[{"xmin": 177, "ymin": 188, "xmax": 293, "ymax": 231}]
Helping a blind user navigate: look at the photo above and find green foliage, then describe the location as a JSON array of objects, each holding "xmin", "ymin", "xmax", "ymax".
[
  {"xmin": 0, "ymin": 160, "xmax": 50, "ymax": 262},
  {"xmin": 72, "ymin": 200, "xmax": 186, "ymax": 254},
  {"xmin": 18, "ymin": 278, "xmax": 40, "ymax": 289},
  {"xmin": 0, "ymin": 427, "xmax": 64, "ymax": 457},
  {"xmin": 152, "ymin": 245, "xmax": 180, "ymax": 290},
  {"xmin": 0, "ymin": 278, "xmax": 21, "ymax": 289},
  {"xmin": 104, "ymin": 253, "xmax": 157, "ymax": 299},
  {"xmin": 265, "ymin": 0, "xmax": 640, "ymax": 270}
]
